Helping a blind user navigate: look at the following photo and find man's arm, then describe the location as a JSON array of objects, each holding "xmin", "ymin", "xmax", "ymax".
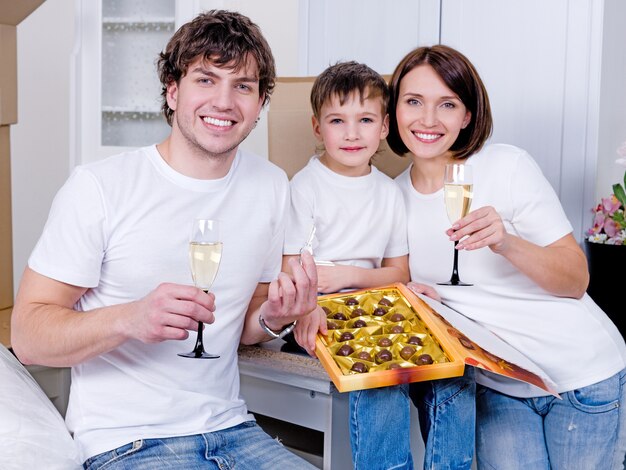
[
  {"xmin": 240, "ymin": 252, "xmax": 318, "ymax": 345},
  {"xmin": 11, "ymin": 267, "xmax": 215, "ymax": 367}
]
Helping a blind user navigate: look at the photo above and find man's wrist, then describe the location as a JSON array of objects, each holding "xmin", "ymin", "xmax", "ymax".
[{"xmin": 258, "ymin": 314, "xmax": 297, "ymax": 339}]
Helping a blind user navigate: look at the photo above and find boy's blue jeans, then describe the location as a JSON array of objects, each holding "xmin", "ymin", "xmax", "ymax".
[
  {"xmin": 349, "ymin": 367, "xmax": 475, "ymax": 470},
  {"xmin": 476, "ymin": 368, "xmax": 626, "ymax": 470},
  {"xmin": 82, "ymin": 421, "xmax": 316, "ymax": 470}
]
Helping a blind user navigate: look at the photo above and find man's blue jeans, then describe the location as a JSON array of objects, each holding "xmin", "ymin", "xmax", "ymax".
[
  {"xmin": 83, "ymin": 421, "xmax": 316, "ymax": 470},
  {"xmin": 350, "ymin": 367, "xmax": 475, "ymax": 470},
  {"xmin": 476, "ymin": 368, "xmax": 626, "ymax": 470}
]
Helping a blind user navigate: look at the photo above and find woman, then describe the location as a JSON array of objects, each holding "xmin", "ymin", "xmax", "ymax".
[{"xmin": 388, "ymin": 45, "xmax": 626, "ymax": 469}]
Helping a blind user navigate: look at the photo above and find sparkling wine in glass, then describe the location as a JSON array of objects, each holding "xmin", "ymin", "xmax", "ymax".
[
  {"xmin": 179, "ymin": 218, "xmax": 222, "ymax": 359},
  {"xmin": 438, "ymin": 163, "xmax": 473, "ymax": 286}
]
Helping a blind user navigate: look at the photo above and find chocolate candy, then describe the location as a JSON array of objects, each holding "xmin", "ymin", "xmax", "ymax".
[
  {"xmin": 333, "ymin": 312, "xmax": 348, "ymax": 321},
  {"xmin": 351, "ymin": 308, "xmax": 366, "ymax": 318},
  {"xmin": 400, "ymin": 346, "xmax": 416, "ymax": 360},
  {"xmin": 345, "ymin": 297, "xmax": 359, "ymax": 306},
  {"xmin": 336, "ymin": 344, "xmax": 354, "ymax": 356},
  {"xmin": 407, "ymin": 336, "xmax": 423, "ymax": 346},
  {"xmin": 372, "ymin": 307, "xmax": 387, "ymax": 316},
  {"xmin": 458, "ymin": 336, "xmax": 475, "ymax": 350},
  {"xmin": 326, "ymin": 321, "xmax": 339, "ymax": 330},
  {"xmin": 387, "ymin": 363, "xmax": 402, "ymax": 370},
  {"xmin": 351, "ymin": 362, "xmax": 368, "ymax": 373},
  {"xmin": 377, "ymin": 337, "xmax": 392, "ymax": 347},
  {"xmin": 390, "ymin": 313, "xmax": 405, "ymax": 322},
  {"xmin": 378, "ymin": 298, "xmax": 393, "ymax": 307},
  {"xmin": 352, "ymin": 319, "xmax": 367, "ymax": 328},
  {"xmin": 375, "ymin": 349, "xmax": 393, "ymax": 364},
  {"xmin": 322, "ymin": 306, "xmax": 331, "ymax": 315},
  {"xmin": 339, "ymin": 332, "xmax": 354, "ymax": 342},
  {"xmin": 356, "ymin": 351, "xmax": 372, "ymax": 362},
  {"xmin": 390, "ymin": 325, "xmax": 404, "ymax": 334},
  {"xmin": 416, "ymin": 354, "xmax": 433, "ymax": 365}
]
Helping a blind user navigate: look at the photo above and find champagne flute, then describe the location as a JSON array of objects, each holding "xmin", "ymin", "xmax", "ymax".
[
  {"xmin": 179, "ymin": 218, "xmax": 222, "ymax": 359},
  {"xmin": 438, "ymin": 163, "xmax": 473, "ymax": 286}
]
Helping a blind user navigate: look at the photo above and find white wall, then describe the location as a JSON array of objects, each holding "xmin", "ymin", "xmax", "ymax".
[{"xmin": 596, "ymin": 0, "xmax": 626, "ymax": 201}]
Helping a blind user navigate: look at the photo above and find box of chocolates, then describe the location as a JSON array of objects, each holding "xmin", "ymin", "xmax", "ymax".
[
  {"xmin": 314, "ymin": 283, "xmax": 466, "ymax": 392},
  {"xmin": 315, "ymin": 283, "xmax": 560, "ymax": 395}
]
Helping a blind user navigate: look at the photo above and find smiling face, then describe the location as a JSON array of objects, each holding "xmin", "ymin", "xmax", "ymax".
[
  {"xmin": 396, "ymin": 65, "xmax": 471, "ymax": 163},
  {"xmin": 166, "ymin": 56, "xmax": 264, "ymax": 163},
  {"xmin": 313, "ymin": 90, "xmax": 389, "ymax": 177}
]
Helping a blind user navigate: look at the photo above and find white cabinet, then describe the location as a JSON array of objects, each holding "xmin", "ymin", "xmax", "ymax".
[{"xmin": 73, "ymin": 0, "xmax": 198, "ymax": 163}]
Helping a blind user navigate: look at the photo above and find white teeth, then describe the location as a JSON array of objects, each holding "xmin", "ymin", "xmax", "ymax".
[
  {"xmin": 203, "ymin": 116, "xmax": 233, "ymax": 127},
  {"xmin": 415, "ymin": 132, "xmax": 439, "ymax": 140}
]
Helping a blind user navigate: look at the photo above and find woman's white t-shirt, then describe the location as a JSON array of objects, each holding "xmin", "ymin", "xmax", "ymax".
[{"xmin": 396, "ymin": 143, "xmax": 626, "ymax": 397}]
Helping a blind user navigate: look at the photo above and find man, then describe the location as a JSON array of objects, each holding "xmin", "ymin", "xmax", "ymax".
[{"xmin": 11, "ymin": 10, "xmax": 318, "ymax": 469}]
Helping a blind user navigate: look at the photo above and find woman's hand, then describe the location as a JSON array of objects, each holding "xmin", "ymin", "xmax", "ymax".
[
  {"xmin": 406, "ymin": 282, "xmax": 441, "ymax": 302},
  {"xmin": 447, "ymin": 205, "xmax": 509, "ymax": 254}
]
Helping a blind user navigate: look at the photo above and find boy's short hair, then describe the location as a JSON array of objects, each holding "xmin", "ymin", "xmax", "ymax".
[
  {"xmin": 310, "ymin": 61, "xmax": 389, "ymax": 119},
  {"xmin": 157, "ymin": 10, "xmax": 276, "ymax": 126},
  {"xmin": 387, "ymin": 45, "xmax": 493, "ymax": 159}
]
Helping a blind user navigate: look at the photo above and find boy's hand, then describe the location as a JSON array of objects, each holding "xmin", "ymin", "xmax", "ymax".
[
  {"xmin": 294, "ymin": 305, "xmax": 327, "ymax": 356},
  {"xmin": 406, "ymin": 282, "xmax": 442, "ymax": 302},
  {"xmin": 317, "ymin": 264, "xmax": 355, "ymax": 294}
]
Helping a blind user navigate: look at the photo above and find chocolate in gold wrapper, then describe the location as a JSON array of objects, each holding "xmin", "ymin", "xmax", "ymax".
[{"xmin": 314, "ymin": 283, "xmax": 466, "ymax": 392}]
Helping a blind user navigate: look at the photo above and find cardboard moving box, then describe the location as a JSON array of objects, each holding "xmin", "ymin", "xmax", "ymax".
[{"xmin": 0, "ymin": 0, "xmax": 46, "ymax": 347}]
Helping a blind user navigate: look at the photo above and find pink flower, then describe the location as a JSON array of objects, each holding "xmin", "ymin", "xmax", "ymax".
[
  {"xmin": 602, "ymin": 195, "xmax": 621, "ymax": 215},
  {"xmin": 604, "ymin": 218, "xmax": 620, "ymax": 238}
]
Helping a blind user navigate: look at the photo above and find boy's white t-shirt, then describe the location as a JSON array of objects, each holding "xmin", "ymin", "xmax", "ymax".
[
  {"xmin": 28, "ymin": 146, "xmax": 289, "ymax": 460},
  {"xmin": 396, "ymin": 143, "xmax": 626, "ymax": 397},
  {"xmin": 284, "ymin": 155, "xmax": 408, "ymax": 268}
]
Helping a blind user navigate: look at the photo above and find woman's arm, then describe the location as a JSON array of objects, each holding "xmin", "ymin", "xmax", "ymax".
[{"xmin": 450, "ymin": 206, "xmax": 589, "ymax": 298}]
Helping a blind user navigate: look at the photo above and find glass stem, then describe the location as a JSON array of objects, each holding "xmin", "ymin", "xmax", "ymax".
[
  {"xmin": 191, "ymin": 289, "xmax": 209, "ymax": 357},
  {"xmin": 450, "ymin": 240, "xmax": 460, "ymax": 284}
]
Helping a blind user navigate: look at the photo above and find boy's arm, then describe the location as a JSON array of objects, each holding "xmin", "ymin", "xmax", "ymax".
[{"xmin": 317, "ymin": 254, "xmax": 409, "ymax": 294}]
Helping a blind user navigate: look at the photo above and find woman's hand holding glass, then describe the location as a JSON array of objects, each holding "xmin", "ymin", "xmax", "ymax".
[{"xmin": 447, "ymin": 205, "xmax": 508, "ymax": 254}]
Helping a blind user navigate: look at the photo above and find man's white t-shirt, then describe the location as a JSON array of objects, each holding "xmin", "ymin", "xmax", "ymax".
[
  {"xmin": 28, "ymin": 146, "xmax": 289, "ymax": 460},
  {"xmin": 284, "ymin": 155, "xmax": 408, "ymax": 268},
  {"xmin": 396, "ymin": 143, "xmax": 626, "ymax": 397}
]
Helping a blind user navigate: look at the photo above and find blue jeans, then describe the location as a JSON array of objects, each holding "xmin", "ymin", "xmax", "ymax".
[
  {"xmin": 410, "ymin": 367, "xmax": 476, "ymax": 470},
  {"xmin": 349, "ymin": 367, "xmax": 475, "ymax": 470},
  {"xmin": 350, "ymin": 384, "xmax": 414, "ymax": 470},
  {"xmin": 82, "ymin": 421, "xmax": 316, "ymax": 470},
  {"xmin": 476, "ymin": 368, "xmax": 626, "ymax": 470}
]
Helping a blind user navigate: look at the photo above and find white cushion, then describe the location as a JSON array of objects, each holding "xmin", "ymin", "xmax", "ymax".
[{"xmin": 0, "ymin": 345, "xmax": 81, "ymax": 469}]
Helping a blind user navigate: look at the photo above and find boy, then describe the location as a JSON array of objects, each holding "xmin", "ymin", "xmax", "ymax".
[{"xmin": 282, "ymin": 61, "xmax": 413, "ymax": 469}]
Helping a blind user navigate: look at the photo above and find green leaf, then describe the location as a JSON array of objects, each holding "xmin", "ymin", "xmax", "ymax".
[{"xmin": 614, "ymin": 183, "xmax": 626, "ymax": 208}]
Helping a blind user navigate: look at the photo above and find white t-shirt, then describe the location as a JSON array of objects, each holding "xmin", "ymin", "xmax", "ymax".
[
  {"xmin": 396, "ymin": 143, "xmax": 626, "ymax": 397},
  {"xmin": 284, "ymin": 156, "xmax": 408, "ymax": 269},
  {"xmin": 28, "ymin": 145, "xmax": 289, "ymax": 460}
]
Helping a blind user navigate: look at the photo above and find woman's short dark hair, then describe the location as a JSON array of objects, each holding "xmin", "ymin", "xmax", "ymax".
[
  {"xmin": 310, "ymin": 61, "xmax": 389, "ymax": 119},
  {"xmin": 157, "ymin": 10, "xmax": 276, "ymax": 126},
  {"xmin": 387, "ymin": 45, "xmax": 493, "ymax": 159}
]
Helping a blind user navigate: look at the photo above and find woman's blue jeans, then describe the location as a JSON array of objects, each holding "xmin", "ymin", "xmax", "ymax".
[
  {"xmin": 350, "ymin": 367, "xmax": 476, "ymax": 470},
  {"xmin": 476, "ymin": 368, "xmax": 626, "ymax": 470},
  {"xmin": 82, "ymin": 421, "xmax": 316, "ymax": 470}
]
